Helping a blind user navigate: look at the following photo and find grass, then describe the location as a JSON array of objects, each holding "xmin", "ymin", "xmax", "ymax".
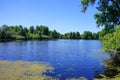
[{"xmin": 0, "ymin": 60, "xmax": 54, "ymax": 80}]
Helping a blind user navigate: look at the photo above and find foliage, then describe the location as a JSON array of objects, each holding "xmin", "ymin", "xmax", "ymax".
[
  {"xmin": 101, "ymin": 27, "xmax": 120, "ymax": 65},
  {"xmin": 15, "ymin": 35, "xmax": 25, "ymax": 39},
  {"xmin": 0, "ymin": 25, "xmax": 56, "ymax": 40},
  {"xmin": 81, "ymin": 1, "xmax": 120, "ymax": 79},
  {"xmin": 81, "ymin": 0, "xmax": 120, "ymax": 29},
  {"xmin": 102, "ymin": 26, "xmax": 120, "ymax": 52},
  {"xmin": 94, "ymin": 59, "xmax": 120, "ymax": 80},
  {"xmin": 62, "ymin": 32, "xmax": 81, "ymax": 39},
  {"xmin": 0, "ymin": 25, "xmax": 99, "ymax": 40},
  {"xmin": 81, "ymin": 0, "xmax": 120, "ymax": 64},
  {"xmin": 29, "ymin": 26, "xmax": 34, "ymax": 34},
  {"xmin": 92, "ymin": 33, "xmax": 99, "ymax": 39},
  {"xmin": 81, "ymin": 31, "xmax": 93, "ymax": 39},
  {"xmin": 98, "ymin": 26, "xmax": 115, "ymax": 39}
]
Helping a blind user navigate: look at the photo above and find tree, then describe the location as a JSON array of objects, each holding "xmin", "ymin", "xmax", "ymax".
[
  {"xmin": 1, "ymin": 24, "xmax": 9, "ymax": 31},
  {"xmin": 76, "ymin": 32, "xmax": 81, "ymax": 39},
  {"xmin": 102, "ymin": 26, "xmax": 120, "ymax": 64},
  {"xmin": 35, "ymin": 25, "xmax": 41, "ymax": 34},
  {"xmin": 92, "ymin": 33, "xmax": 97, "ymax": 39},
  {"xmin": 82, "ymin": 31, "xmax": 93, "ymax": 39},
  {"xmin": 52, "ymin": 30, "xmax": 59, "ymax": 39},
  {"xmin": 0, "ymin": 30, "xmax": 12, "ymax": 39},
  {"xmin": 36, "ymin": 25, "xmax": 40, "ymax": 31},
  {"xmin": 98, "ymin": 28, "xmax": 109, "ymax": 39},
  {"xmin": 70, "ymin": 32, "xmax": 73, "ymax": 39},
  {"xmin": 0, "ymin": 30, "xmax": 6, "ymax": 39},
  {"xmin": 40, "ymin": 25, "xmax": 49, "ymax": 35},
  {"xmin": 38, "ymin": 31, "xmax": 41, "ymax": 39},
  {"xmin": 20, "ymin": 29, "xmax": 27, "ymax": 38},
  {"xmin": 24, "ymin": 27, "xmax": 28, "ymax": 33},
  {"xmin": 29, "ymin": 26, "xmax": 34, "ymax": 34},
  {"xmin": 43, "ymin": 26, "xmax": 49, "ymax": 35},
  {"xmin": 0, "ymin": 24, "xmax": 98, "ymax": 40},
  {"xmin": 81, "ymin": 0, "xmax": 120, "ymax": 61},
  {"xmin": 81, "ymin": 0, "xmax": 120, "ymax": 30}
]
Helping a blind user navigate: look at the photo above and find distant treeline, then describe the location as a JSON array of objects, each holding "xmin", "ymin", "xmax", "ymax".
[{"xmin": 0, "ymin": 25, "xmax": 100, "ymax": 40}]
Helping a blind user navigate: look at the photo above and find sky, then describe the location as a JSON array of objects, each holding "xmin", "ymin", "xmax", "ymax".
[{"xmin": 0, "ymin": 0, "xmax": 103, "ymax": 34}]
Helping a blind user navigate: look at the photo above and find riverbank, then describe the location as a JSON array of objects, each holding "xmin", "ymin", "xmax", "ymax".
[{"xmin": 94, "ymin": 59, "xmax": 120, "ymax": 80}]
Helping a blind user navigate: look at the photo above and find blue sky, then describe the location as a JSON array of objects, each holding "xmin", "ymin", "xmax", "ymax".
[{"xmin": 0, "ymin": 0, "xmax": 103, "ymax": 34}]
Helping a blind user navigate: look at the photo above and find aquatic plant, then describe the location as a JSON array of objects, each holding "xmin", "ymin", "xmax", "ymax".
[{"xmin": 0, "ymin": 60, "xmax": 54, "ymax": 80}]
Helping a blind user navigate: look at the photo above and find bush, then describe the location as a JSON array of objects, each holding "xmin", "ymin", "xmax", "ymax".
[{"xmin": 15, "ymin": 35, "xmax": 25, "ymax": 39}]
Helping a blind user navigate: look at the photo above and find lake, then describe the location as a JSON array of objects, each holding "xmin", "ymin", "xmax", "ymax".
[{"xmin": 0, "ymin": 40, "xmax": 109, "ymax": 80}]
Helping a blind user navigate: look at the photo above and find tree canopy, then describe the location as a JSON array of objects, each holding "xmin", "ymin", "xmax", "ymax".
[
  {"xmin": 102, "ymin": 26, "xmax": 120, "ymax": 52},
  {"xmin": 81, "ymin": 0, "xmax": 120, "ymax": 65},
  {"xmin": 0, "ymin": 25, "xmax": 99, "ymax": 40},
  {"xmin": 81, "ymin": 0, "xmax": 120, "ymax": 29}
]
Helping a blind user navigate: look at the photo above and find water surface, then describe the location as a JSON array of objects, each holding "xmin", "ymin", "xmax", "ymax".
[{"xmin": 0, "ymin": 40, "xmax": 109, "ymax": 80}]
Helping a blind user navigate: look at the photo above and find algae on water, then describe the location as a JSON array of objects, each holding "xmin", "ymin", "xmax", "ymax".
[{"xmin": 0, "ymin": 60, "xmax": 54, "ymax": 80}]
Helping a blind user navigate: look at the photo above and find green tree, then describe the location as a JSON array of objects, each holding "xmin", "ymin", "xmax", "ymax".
[
  {"xmin": 40, "ymin": 26, "xmax": 49, "ymax": 35},
  {"xmin": 35, "ymin": 25, "xmax": 41, "ymax": 34},
  {"xmin": 81, "ymin": 0, "xmax": 120, "ymax": 30},
  {"xmin": 19, "ymin": 29, "xmax": 27, "ymax": 38},
  {"xmin": 102, "ymin": 26, "xmax": 120, "ymax": 64},
  {"xmin": 62, "ymin": 32, "xmax": 81, "ymax": 39},
  {"xmin": 82, "ymin": 31, "xmax": 93, "ymax": 39},
  {"xmin": 76, "ymin": 32, "xmax": 81, "ymax": 39},
  {"xmin": 24, "ymin": 27, "xmax": 28, "ymax": 33},
  {"xmin": 36, "ymin": 25, "xmax": 40, "ymax": 31},
  {"xmin": 1, "ymin": 24, "xmax": 9, "ymax": 31},
  {"xmin": 43, "ymin": 26, "xmax": 49, "ymax": 35},
  {"xmin": 0, "ymin": 30, "xmax": 12, "ymax": 39},
  {"xmin": 92, "ymin": 32, "xmax": 99, "ymax": 39},
  {"xmin": 29, "ymin": 26, "xmax": 34, "ymax": 34},
  {"xmin": 0, "ymin": 30, "xmax": 6, "ymax": 39},
  {"xmin": 70, "ymin": 32, "xmax": 73, "ymax": 39},
  {"xmin": 52, "ymin": 30, "xmax": 59, "ymax": 39},
  {"xmin": 38, "ymin": 31, "xmax": 41, "ymax": 39}
]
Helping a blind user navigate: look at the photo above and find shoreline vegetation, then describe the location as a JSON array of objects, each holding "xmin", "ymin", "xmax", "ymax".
[
  {"xmin": 81, "ymin": 0, "xmax": 120, "ymax": 79},
  {"xmin": 0, "ymin": 60, "xmax": 87, "ymax": 80},
  {"xmin": 96, "ymin": 27, "xmax": 120, "ymax": 80},
  {"xmin": 0, "ymin": 25, "xmax": 99, "ymax": 41},
  {"xmin": 0, "ymin": 60, "xmax": 54, "ymax": 80},
  {"xmin": 94, "ymin": 59, "xmax": 120, "ymax": 80},
  {"xmin": 1, "ymin": 24, "xmax": 120, "ymax": 80},
  {"xmin": 2, "ymin": 59, "xmax": 119, "ymax": 80}
]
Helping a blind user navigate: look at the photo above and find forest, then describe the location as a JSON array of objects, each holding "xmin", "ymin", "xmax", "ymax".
[{"xmin": 0, "ymin": 24, "xmax": 100, "ymax": 40}]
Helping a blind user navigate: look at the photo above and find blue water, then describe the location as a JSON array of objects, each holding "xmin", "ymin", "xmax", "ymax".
[{"xmin": 0, "ymin": 40, "xmax": 109, "ymax": 80}]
